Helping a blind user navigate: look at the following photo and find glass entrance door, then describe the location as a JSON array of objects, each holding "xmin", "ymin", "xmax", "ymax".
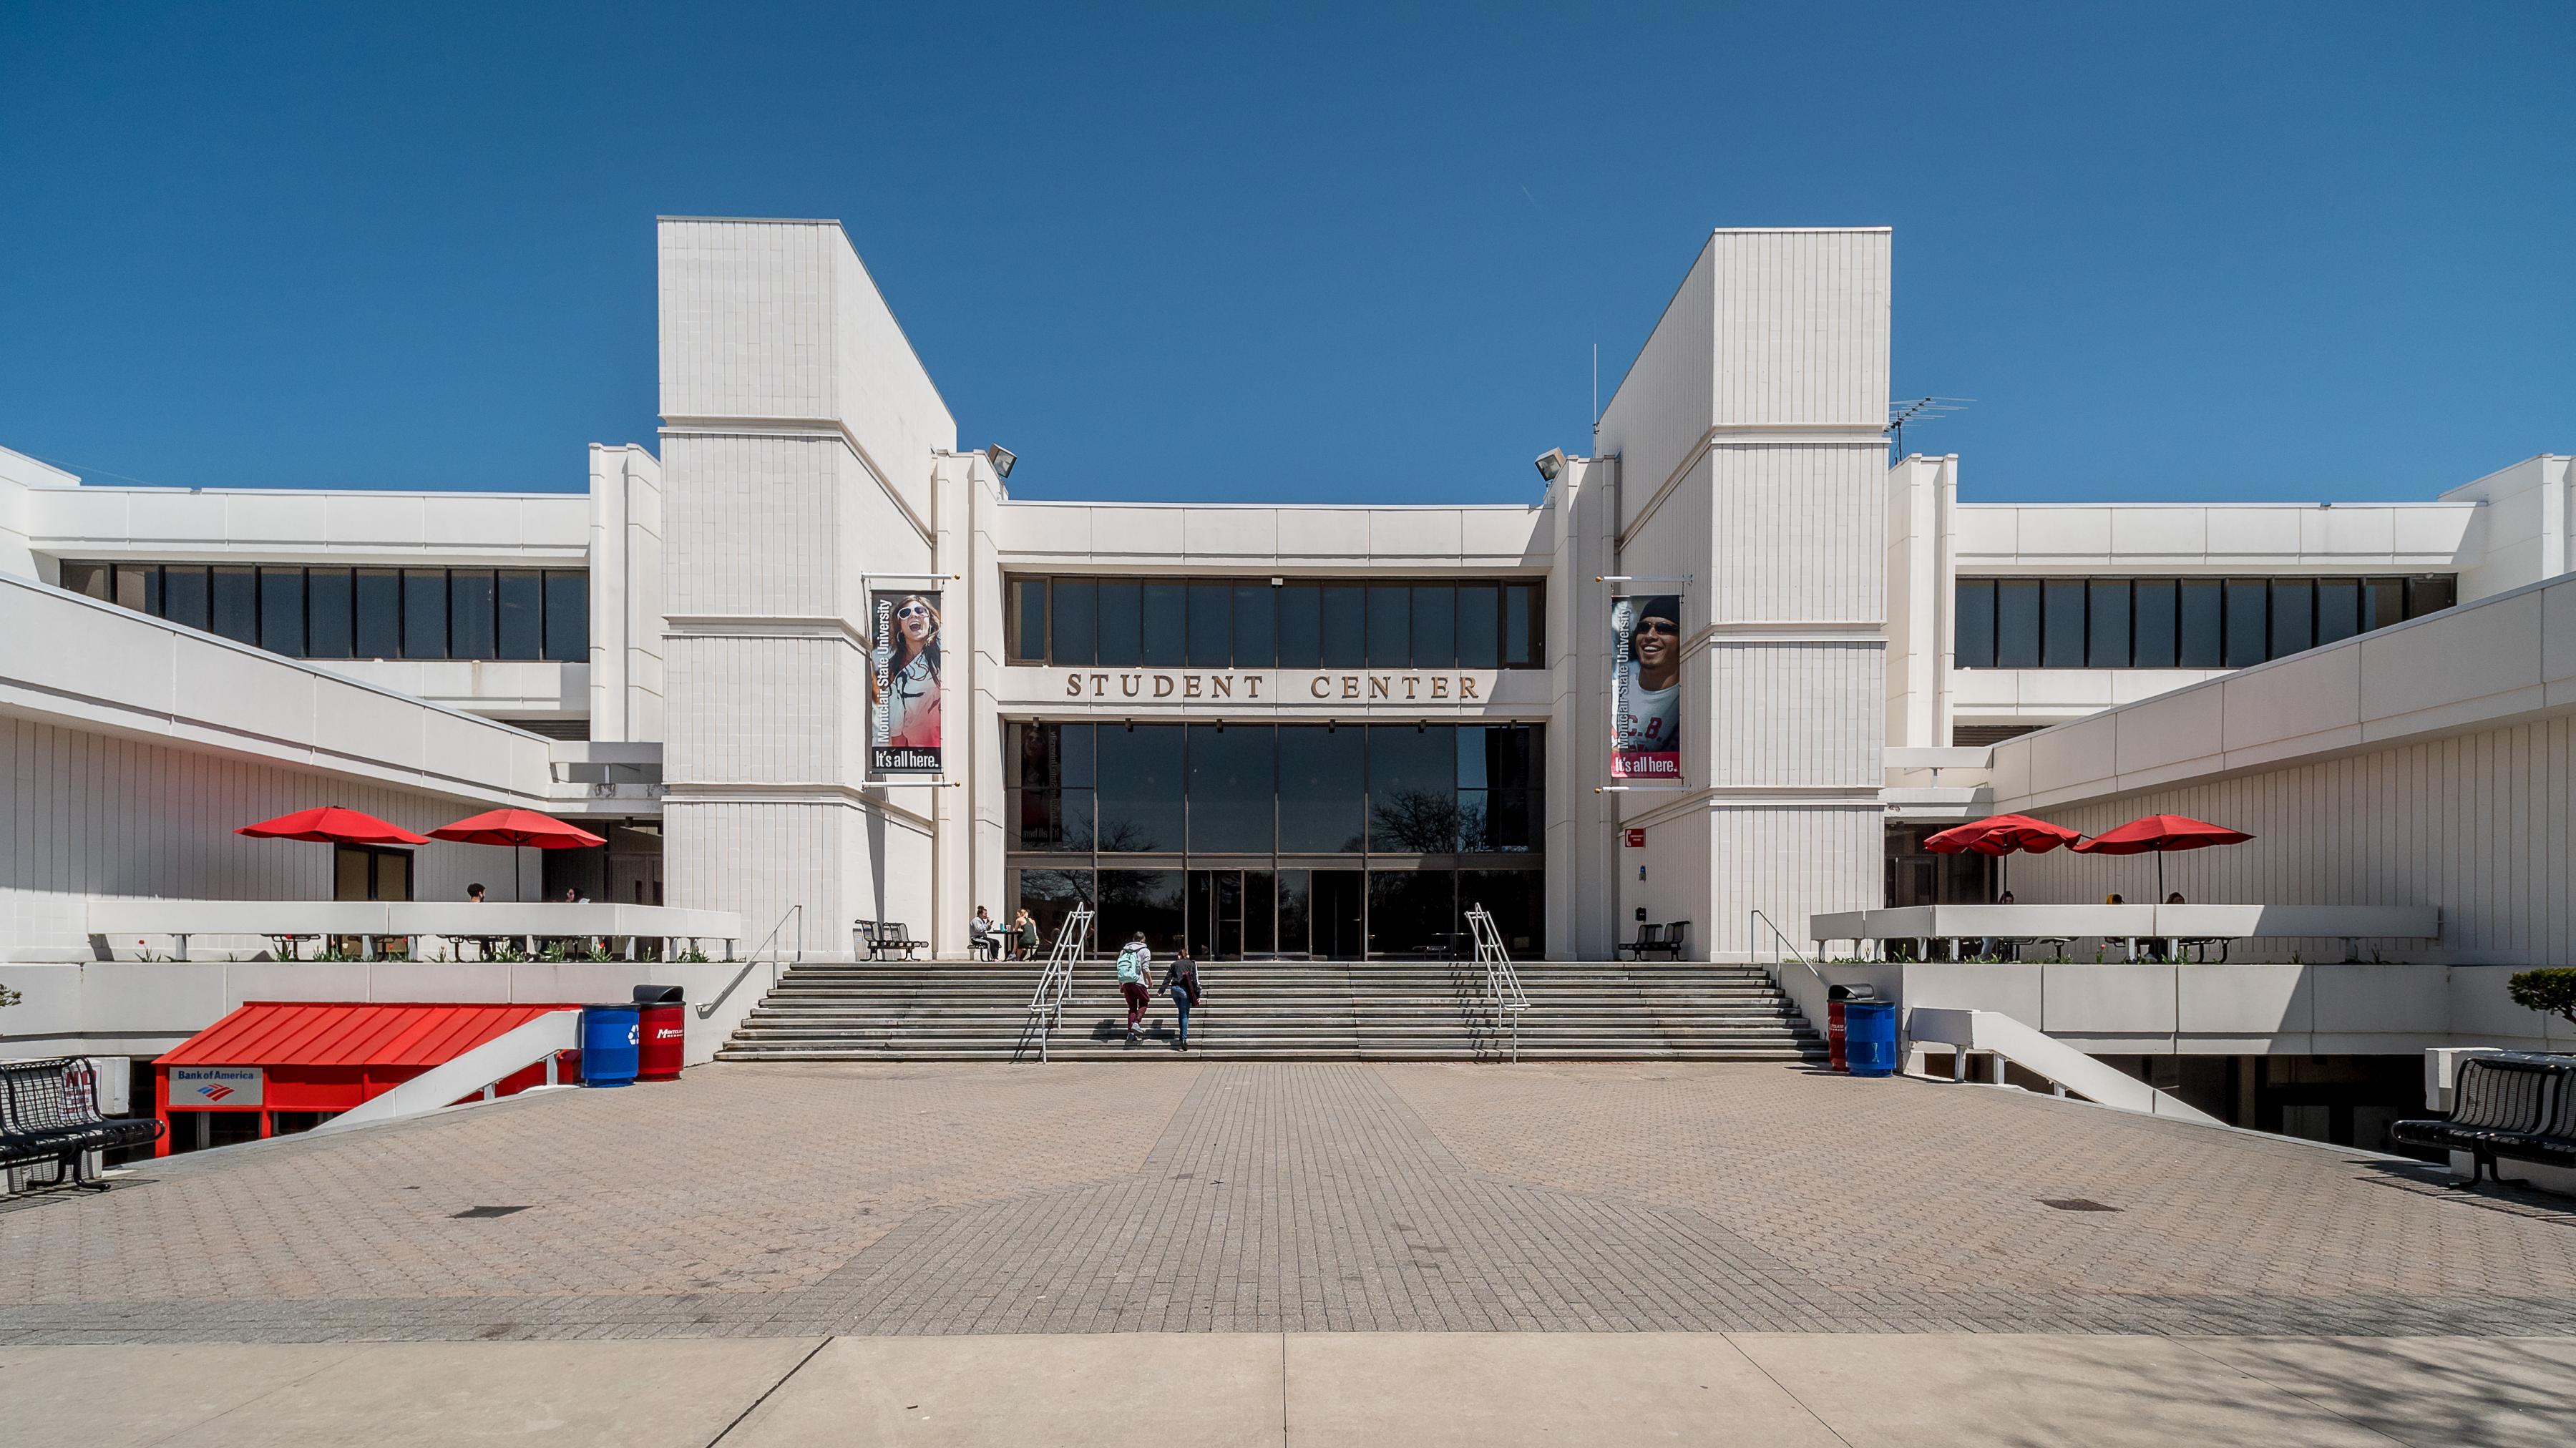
[{"xmin": 1188, "ymin": 869, "xmax": 1245, "ymax": 959}]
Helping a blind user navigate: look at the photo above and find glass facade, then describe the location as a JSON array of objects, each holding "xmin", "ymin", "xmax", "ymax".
[
  {"xmin": 1008, "ymin": 720, "xmax": 1544, "ymax": 958},
  {"xmin": 58, "ymin": 562, "xmax": 590, "ymax": 663},
  {"xmin": 1006, "ymin": 575, "xmax": 1546, "ymax": 670},
  {"xmin": 1954, "ymin": 574, "xmax": 2457, "ymax": 670}
]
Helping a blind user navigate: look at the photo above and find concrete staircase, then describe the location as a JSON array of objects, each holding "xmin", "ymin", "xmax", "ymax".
[{"xmin": 717, "ymin": 959, "xmax": 1825, "ymax": 1062}]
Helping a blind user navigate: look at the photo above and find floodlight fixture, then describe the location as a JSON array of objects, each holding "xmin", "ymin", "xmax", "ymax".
[
  {"xmin": 1533, "ymin": 448, "xmax": 1566, "ymax": 483},
  {"xmin": 986, "ymin": 444, "xmax": 1017, "ymax": 479}
]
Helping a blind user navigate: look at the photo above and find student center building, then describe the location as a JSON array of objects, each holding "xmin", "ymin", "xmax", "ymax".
[{"xmin": 4, "ymin": 220, "xmax": 2573, "ymax": 987}]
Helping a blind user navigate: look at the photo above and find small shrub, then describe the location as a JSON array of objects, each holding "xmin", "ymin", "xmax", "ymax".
[{"xmin": 2507, "ymin": 968, "xmax": 2576, "ymax": 1029}]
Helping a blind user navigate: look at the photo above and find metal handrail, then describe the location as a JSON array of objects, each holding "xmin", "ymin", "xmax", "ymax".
[
  {"xmin": 1023, "ymin": 906, "xmax": 1093, "ymax": 1063},
  {"xmin": 1465, "ymin": 904, "xmax": 1528, "ymax": 1063},
  {"xmin": 697, "ymin": 903, "xmax": 801, "ymax": 1019},
  {"xmin": 1747, "ymin": 908, "xmax": 1824, "ymax": 984}
]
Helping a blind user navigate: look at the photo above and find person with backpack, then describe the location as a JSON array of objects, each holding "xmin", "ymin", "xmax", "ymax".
[
  {"xmin": 1162, "ymin": 947, "xmax": 1202, "ymax": 1052},
  {"xmin": 1114, "ymin": 931, "xmax": 1154, "ymax": 1045}
]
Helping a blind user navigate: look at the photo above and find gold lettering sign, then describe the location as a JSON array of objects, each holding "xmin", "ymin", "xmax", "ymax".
[{"xmin": 1055, "ymin": 670, "xmax": 1493, "ymax": 703}]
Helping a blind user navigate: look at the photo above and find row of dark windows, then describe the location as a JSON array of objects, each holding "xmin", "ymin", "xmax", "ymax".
[
  {"xmin": 1011, "ymin": 721, "xmax": 1545, "ymax": 856},
  {"xmin": 1010, "ymin": 864, "xmax": 1543, "ymax": 961},
  {"xmin": 1008, "ymin": 577, "xmax": 1545, "ymax": 670},
  {"xmin": 1954, "ymin": 575, "xmax": 2458, "ymax": 671},
  {"xmin": 60, "ymin": 562, "xmax": 590, "ymax": 662}
]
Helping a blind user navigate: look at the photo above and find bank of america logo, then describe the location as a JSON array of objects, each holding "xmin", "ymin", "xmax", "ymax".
[{"xmin": 195, "ymin": 1082, "xmax": 235, "ymax": 1102}]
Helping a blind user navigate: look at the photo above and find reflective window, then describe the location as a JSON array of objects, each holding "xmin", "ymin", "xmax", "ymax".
[
  {"xmin": 1958, "ymin": 573, "xmax": 2459, "ymax": 670},
  {"xmin": 1457, "ymin": 582, "xmax": 1499, "ymax": 669},
  {"xmin": 542, "ymin": 570, "xmax": 587, "ymax": 662},
  {"xmin": 1279, "ymin": 725, "xmax": 1364, "ymax": 853},
  {"xmin": 1095, "ymin": 580, "xmax": 1141, "ymax": 666},
  {"xmin": 2131, "ymin": 581, "xmax": 2177, "ymax": 667},
  {"xmin": 355, "ymin": 569, "xmax": 401, "ymax": 657},
  {"xmin": 259, "ymin": 569, "xmax": 306, "ymax": 657},
  {"xmin": 2179, "ymin": 581, "xmax": 2223, "ymax": 666},
  {"xmin": 1097, "ymin": 723, "xmax": 1183, "ymax": 852},
  {"xmin": 1014, "ymin": 575, "xmax": 1546, "ymax": 670},
  {"xmin": 1231, "ymin": 582, "xmax": 1274, "ymax": 667},
  {"xmin": 117, "ymin": 564, "xmax": 157, "ymax": 614},
  {"xmin": 449, "ymin": 569, "xmax": 497, "ymax": 661},
  {"xmin": 1366, "ymin": 583, "xmax": 1410, "ymax": 667},
  {"xmin": 1275, "ymin": 583, "xmax": 1320, "ymax": 667},
  {"xmin": 2270, "ymin": 580, "xmax": 2314, "ymax": 657},
  {"xmin": 210, "ymin": 567, "xmax": 258, "ymax": 645},
  {"xmin": 2224, "ymin": 579, "xmax": 2268, "ymax": 667},
  {"xmin": 1141, "ymin": 582, "xmax": 1186, "ymax": 666},
  {"xmin": 1367, "ymin": 869, "xmax": 1454, "ymax": 957},
  {"xmin": 1097, "ymin": 869, "xmax": 1184, "ymax": 954},
  {"xmin": 1410, "ymin": 584, "xmax": 1455, "ymax": 667},
  {"xmin": 1053, "ymin": 579, "xmax": 1096, "ymax": 665},
  {"xmin": 1953, "ymin": 580, "xmax": 1995, "ymax": 668},
  {"xmin": 160, "ymin": 566, "xmax": 208, "ymax": 631},
  {"xmin": 1369, "ymin": 724, "xmax": 1455, "ymax": 853},
  {"xmin": 1009, "ymin": 577, "xmax": 1047, "ymax": 664},
  {"xmin": 1186, "ymin": 723, "xmax": 1273, "ymax": 852},
  {"xmin": 401, "ymin": 569, "xmax": 448, "ymax": 659},
  {"xmin": 1502, "ymin": 583, "xmax": 1541, "ymax": 667},
  {"xmin": 308, "ymin": 569, "xmax": 353, "ymax": 658},
  {"xmin": 2041, "ymin": 579, "xmax": 2087, "ymax": 667},
  {"xmin": 2087, "ymin": 582, "xmax": 2129, "ymax": 667},
  {"xmin": 1186, "ymin": 582, "xmax": 1231, "ymax": 667},
  {"xmin": 496, "ymin": 571, "xmax": 542, "ymax": 660},
  {"xmin": 1994, "ymin": 581, "xmax": 2041, "ymax": 667},
  {"xmin": 1321, "ymin": 584, "xmax": 1366, "ymax": 667}
]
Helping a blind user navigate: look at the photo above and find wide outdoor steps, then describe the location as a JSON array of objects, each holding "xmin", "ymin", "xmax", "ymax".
[{"xmin": 718, "ymin": 959, "xmax": 1826, "ymax": 1062}]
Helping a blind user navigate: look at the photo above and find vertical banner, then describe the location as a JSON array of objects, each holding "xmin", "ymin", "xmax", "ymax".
[
  {"xmin": 1609, "ymin": 593, "xmax": 1682, "ymax": 780},
  {"xmin": 869, "ymin": 589, "xmax": 945, "ymax": 773}
]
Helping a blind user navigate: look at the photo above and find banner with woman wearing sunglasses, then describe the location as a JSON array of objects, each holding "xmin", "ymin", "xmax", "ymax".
[
  {"xmin": 1609, "ymin": 593, "xmax": 1682, "ymax": 780},
  {"xmin": 869, "ymin": 590, "xmax": 943, "ymax": 773}
]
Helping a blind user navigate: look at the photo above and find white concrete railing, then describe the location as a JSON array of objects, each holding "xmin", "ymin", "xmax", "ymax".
[
  {"xmin": 1810, "ymin": 904, "xmax": 2441, "ymax": 957},
  {"xmin": 1908, "ymin": 1006, "xmax": 2223, "ymax": 1125},
  {"xmin": 87, "ymin": 900, "xmax": 743, "ymax": 961},
  {"xmin": 310, "ymin": 1009, "xmax": 582, "ymax": 1135}
]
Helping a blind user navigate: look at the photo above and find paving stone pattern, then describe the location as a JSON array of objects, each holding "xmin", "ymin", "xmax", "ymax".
[{"xmin": 2, "ymin": 1062, "xmax": 2573, "ymax": 1344}]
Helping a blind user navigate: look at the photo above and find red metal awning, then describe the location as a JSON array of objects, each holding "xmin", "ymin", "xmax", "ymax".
[{"xmin": 159, "ymin": 1002, "xmax": 575, "ymax": 1068}]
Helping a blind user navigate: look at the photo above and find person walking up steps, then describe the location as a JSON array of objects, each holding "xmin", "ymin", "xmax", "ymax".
[
  {"xmin": 1163, "ymin": 946, "xmax": 1201, "ymax": 1052},
  {"xmin": 1115, "ymin": 931, "xmax": 1153, "ymax": 1045}
]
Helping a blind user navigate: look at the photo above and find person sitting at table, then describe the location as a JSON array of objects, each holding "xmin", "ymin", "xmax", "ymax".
[
  {"xmin": 467, "ymin": 883, "xmax": 486, "ymax": 902},
  {"xmin": 2166, "ymin": 891, "xmax": 2185, "ymax": 904},
  {"xmin": 2106, "ymin": 893, "xmax": 2124, "ymax": 905}
]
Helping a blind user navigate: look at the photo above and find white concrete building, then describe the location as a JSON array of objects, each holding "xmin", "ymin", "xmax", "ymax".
[{"xmin": 4, "ymin": 217, "xmax": 2572, "ymax": 1144}]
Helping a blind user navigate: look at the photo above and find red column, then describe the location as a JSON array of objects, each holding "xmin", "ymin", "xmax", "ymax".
[{"xmin": 154, "ymin": 1065, "xmax": 172, "ymax": 1158}]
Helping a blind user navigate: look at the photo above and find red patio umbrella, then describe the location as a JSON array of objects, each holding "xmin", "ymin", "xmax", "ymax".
[
  {"xmin": 2070, "ymin": 813, "xmax": 2255, "ymax": 900},
  {"xmin": 235, "ymin": 806, "xmax": 429, "ymax": 846},
  {"xmin": 429, "ymin": 809, "xmax": 606, "ymax": 901},
  {"xmin": 1923, "ymin": 813, "xmax": 2084, "ymax": 898}
]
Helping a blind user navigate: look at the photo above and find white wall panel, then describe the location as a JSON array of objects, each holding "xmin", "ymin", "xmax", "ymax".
[
  {"xmin": 1999, "ymin": 714, "xmax": 2576, "ymax": 967},
  {"xmin": 0, "ymin": 715, "xmax": 509, "ymax": 957}
]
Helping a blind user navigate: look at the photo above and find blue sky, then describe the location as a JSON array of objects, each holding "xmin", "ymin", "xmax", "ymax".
[{"xmin": 2, "ymin": 3, "xmax": 2567, "ymax": 504}]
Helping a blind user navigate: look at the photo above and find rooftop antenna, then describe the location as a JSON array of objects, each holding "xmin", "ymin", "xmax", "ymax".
[
  {"xmin": 1591, "ymin": 343, "xmax": 1599, "ymax": 431},
  {"xmin": 1885, "ymin": 396, "xmax": 1972, "ymax": 459}
]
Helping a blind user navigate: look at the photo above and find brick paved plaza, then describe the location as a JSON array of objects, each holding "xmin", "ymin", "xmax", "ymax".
[
  {"xmin": 9, "ymin": 1062, "xmax": 2576, "ymax": 1445},
  {"xmin": 6, "ymin": 1060, "xmax": 2575, "ymax": 1341}
]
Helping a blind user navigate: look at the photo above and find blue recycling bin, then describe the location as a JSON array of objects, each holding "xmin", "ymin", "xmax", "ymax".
[
  {"xmin": 1843, "ymin": 1000, "xmax": 1898, "ymax": 1077},
  {"xmin": 580, "ymin": 1004, "xmax": 641, "ymax": 1087}
]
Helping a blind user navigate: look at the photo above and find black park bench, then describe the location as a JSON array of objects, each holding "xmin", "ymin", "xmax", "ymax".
[
  {"xmin": 1, "ymin": 1057, "xmax": 162, "ymax": 1192},
  {"xmin": 2391, "ymin": 1052, "xmax": 2576, "ymax": 1183}
]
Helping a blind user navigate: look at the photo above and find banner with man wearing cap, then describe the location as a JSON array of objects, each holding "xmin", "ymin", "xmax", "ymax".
[{"xmin": 1609, "ymin": 593, "xmax": 1682, "ymax": 780}]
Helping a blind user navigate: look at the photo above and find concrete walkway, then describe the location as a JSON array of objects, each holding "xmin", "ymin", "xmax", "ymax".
[{"xmin": 11, "ymin": 1332, "xmax": 2575, "ymax": 1445}]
